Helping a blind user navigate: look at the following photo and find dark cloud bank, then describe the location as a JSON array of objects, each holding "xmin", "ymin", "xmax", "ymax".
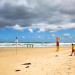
[{"xmin": 0, "ymin": 0, "xmax": 75, "ymax": 30}]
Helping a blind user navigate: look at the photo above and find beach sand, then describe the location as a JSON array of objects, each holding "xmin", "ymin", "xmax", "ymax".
[{"xmin": 0, "ymin": 46, "xmax": 75, "ymax": 75}]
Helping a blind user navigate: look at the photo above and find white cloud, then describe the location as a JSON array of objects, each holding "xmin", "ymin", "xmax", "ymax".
[
  {"xmin": 8, "ymin": 24, "xmax": 25, "ymax": 31},
  {"xmin": 6, "ymin": 24, "xmax": 34, "ymax": 32},
  {"xmin": 60, "ymin": 23, "xmax": 75, "ymax": 29},
  {"xmin": 63, "ymin": 33, "xmax": 71, "ymax": 37},
  {"xmin": 7, "ymin": 22, "xmax": 75, "ymax": 32},
  {"xmin": 51, "ymin": 34, "xmax": 56, "ymax": 37},
  {"xmin": 31, "ymin": 23, "xmax": 59, "ymax": 32},
  {"xmin": 28, "ymin": 28, "xmax": 33, "ymax": 33},
  {"xmin": 30, "ymin": 23, "xmax": 75, "ymax": 32}
]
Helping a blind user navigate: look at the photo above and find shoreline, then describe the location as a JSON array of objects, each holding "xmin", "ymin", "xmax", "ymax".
[{"xmin": 0, "ymin": 43, "xmax": 72, "ymax": 48}]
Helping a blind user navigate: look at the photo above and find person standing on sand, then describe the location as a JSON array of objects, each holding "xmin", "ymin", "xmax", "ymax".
[
  {"xmin": 70, "ymin": 44, "xmax": 75, "ymax": 56},
  {"xmin": 56, "ymin": 37, "xmax": 60, "ymax": 52}
]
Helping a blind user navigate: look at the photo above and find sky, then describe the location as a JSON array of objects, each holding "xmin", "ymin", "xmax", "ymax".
[{"xmin": 0, "ymin": 0, "xmax": 75, "ymax": 43}]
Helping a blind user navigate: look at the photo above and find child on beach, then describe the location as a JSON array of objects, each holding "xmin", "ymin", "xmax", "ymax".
[{"xmin": 70, "ymin": 44, "xmax": 75, "ymax": 56}]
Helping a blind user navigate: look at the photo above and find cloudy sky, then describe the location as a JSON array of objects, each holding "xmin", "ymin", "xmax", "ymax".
[{"xmin": 0, "ymin": 0, "xmax": 75, "ymax": 42}]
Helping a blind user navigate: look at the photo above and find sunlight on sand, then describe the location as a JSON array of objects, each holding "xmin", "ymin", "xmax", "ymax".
[{"xmin": 0, "ymin": 47, "xmax": 75, "ymax": 75}]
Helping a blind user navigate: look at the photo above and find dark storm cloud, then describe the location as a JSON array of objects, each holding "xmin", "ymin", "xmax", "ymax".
[
  {"xmin": 0, "ymin": 0, "xmax": 75, "ymax": 30},
  {"xmin": 0, "ymin": 0, "xmax": 40, "ymax": 27},
  {"xmin": 59, "ymin": 0, "xmax": 75, "ymax": 15}
]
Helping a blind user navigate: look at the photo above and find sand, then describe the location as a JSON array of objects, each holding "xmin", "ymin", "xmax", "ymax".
[{"xmin": 0, "ymin": 46, "xmax": 75, "ymax": 75}]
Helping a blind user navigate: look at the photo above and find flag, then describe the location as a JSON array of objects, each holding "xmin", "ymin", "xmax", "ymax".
[{"xmin": 16, "ymin": 36, "xmax": 18, "ymax": 43}]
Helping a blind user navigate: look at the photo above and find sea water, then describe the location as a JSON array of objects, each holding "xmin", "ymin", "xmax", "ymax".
[{"xmin": 0, "ymin": 43, "xmax": 72, "ymax": 48}]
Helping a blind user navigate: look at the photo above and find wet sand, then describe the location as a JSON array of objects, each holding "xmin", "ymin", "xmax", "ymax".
[{"xmin": 0, "ymin": 46, "xmax": 75, "ymax": 75}]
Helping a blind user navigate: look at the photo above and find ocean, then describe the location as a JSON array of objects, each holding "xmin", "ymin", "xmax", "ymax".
[{"xmin": 0, "ymin": 43, "xmax": 72, "ymax": 48}]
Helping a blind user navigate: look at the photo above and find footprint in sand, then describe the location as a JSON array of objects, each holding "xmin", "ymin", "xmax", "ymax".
[
  {"xmin": 22, "ymin": 63, "xmax": 31, "ymax": 65},
  {"xmin": 22, "ymin": 63, "xmax": 31, "ymax": 68},
  {"xmin": 25, "ymin": 66, "xmax": 30, "ymax": 68},
  {"xmin": 15, "ymin": 69, "xmax": 21, "ymax": 72}
]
